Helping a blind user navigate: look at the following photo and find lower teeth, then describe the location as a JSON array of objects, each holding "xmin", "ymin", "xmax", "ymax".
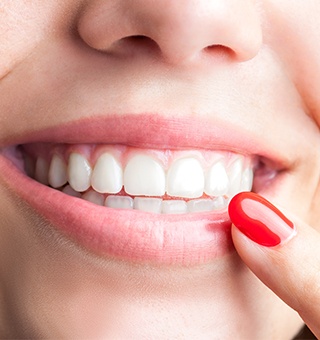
[{"xmin": 61, "ymin": 185, "xmax": 230, "ymax": 214}]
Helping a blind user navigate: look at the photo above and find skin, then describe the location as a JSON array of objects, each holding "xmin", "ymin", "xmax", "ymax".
[{"xmin": 0, "ymin": 0, "xmax": 320, "ymax": 338}]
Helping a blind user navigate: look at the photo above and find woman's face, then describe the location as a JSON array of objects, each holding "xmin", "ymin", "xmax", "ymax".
[{"xmin": 1, "ymin": 1, "xmax": 320, "ymax": 338}]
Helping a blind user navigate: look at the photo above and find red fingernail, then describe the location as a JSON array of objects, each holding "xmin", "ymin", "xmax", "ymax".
[{"xmin": 228, "ymin": 192, "xmax": 296, "ymax": 247}]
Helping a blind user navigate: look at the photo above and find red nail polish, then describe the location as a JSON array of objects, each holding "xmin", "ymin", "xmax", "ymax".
[{"xmin": 228, "ymin": 192, "xmax": 296, "ymax": 247}]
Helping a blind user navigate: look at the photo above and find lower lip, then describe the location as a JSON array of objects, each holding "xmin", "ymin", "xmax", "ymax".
[{"xmin": 0, "ymin": 153, "xmax": 233, "ymax": 266}]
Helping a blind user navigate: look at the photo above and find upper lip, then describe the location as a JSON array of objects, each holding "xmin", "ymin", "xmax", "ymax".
[{"xmin": 1, "ymin": 113, "xmax": 290, "ymax": 172}]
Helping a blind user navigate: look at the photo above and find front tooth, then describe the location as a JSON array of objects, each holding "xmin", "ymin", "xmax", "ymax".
[
  {"xmin": 48, "ymin": 154, "xmax": 68, "ymax": 188},
  {"xmin": 240, "ymin": 167, "xmax": 254, "ymax": 191},
  {"xmin": 91, "ymin": 153, "xmax": 123, "ymax": 194},
  {"xmin": 205, "ymin": 161, "xmax": 229, "ymax": 196},
  {"xmin": 226, "ymin": 157, "xmax": 243, "ymax": 198},
  {"xmin": 82, "ymin": 190, "xmax": 104, "ymax": 206},
  {"xmin": 124, "ymin": 155, "xmax": 165, "ymax": 196},
  {"xmin": 187, "ymin": 199, "xmax": 215, "ymax": 213},
  {"xmin": 133, "ymin": 197, "xmax": 162, "ymax": 213},
  {"xmin": 162, "ymin": 200, "xmax": 188, "ymax": 214},
  {"xmin": 105, "ymin": 195, "xmax": 133, "ymax": 209},
  {"xmin": 68, "ymin": 153, "xmax": 92, "ymax": 192},
  {"xmin": 167, "ymin": 157, "xmax": 204, "ymax": 198},
  {"xmin": 35, "ymin": 157, "xmax": 49, "ymax": 185}
]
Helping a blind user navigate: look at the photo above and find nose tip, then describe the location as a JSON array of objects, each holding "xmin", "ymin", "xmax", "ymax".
[
  {"xmin": 78, "ymin": 0, "xmax": 263, "ymax": 64},
  {"xmin": 148, "ymin": 0, "xmax": 263, "ymax": 63}
]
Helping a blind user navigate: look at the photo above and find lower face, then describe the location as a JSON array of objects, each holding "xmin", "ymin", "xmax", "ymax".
[
  {"xmin": 0, "ymin": 172, "xmax": 304, "ymax": 338},
  {"xmin": 1, "ymin": 1, "xmax": 320, "ymax": 338},
  {"xmin": 0, "ymin": 124, "xmax": 311, "ymax": 338}
]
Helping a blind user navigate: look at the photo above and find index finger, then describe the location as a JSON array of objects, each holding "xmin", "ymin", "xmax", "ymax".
[{"xmin": 229, "ymin": 192, "xmax": 320, "ymax": 337}]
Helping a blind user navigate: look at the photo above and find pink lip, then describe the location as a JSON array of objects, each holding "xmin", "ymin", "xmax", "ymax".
[
  {"xmin": 3, "ymin": 114, "xmax": 287, "ymax": 167},
  {"xmin": 0, "ymin": 114, "xmax": 283, "ymax": 265},
  {"xmin": 0, "ymin": 154, "xmax": 232, "ymax": 265}
]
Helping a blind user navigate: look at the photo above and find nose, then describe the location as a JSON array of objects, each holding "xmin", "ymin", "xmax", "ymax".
[{"xmin": 77, "ymin": 0, "xmax": 263, "ymax": 64}]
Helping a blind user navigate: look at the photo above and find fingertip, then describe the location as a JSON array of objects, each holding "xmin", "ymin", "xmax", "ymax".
[{"xmin": 228, "ymin": 192, "xmax": 296, "ymax": 247}]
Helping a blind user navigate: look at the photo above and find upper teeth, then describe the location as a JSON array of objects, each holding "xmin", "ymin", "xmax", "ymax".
[
  {"xmin": 124, "ymin": 155, "xmax": 166, "ymax": 196},
  {"xmin": 29, "ymin": 146, "xmax": 254, "ymax": 214}
]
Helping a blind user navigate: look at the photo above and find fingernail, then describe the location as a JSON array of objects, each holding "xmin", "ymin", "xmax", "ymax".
[{"xmin": 228, "ymin": 192, "xmax": 296, "ymax": 247}]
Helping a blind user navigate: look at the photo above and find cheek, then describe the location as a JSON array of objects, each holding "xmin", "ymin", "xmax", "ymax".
[
  {"xmin": 0, "ymin": 187, "xmax": 26, "ymax": 258},
  {"xmin": 0, "ymin": 1, "xmax": 73, "ymax": 79},
  {"xmin": 0, "ymin": 186, "xmax": 127, "ymax": 337},
  {"xmin": 0, "ymin": 2, "xmax": 39, "ymax": 77},
  {"xmin": 264, "ymin": 1, "xmax": 320, "ymax": 124},
  {"xmin": 263, "ymin": 1, "xmax": 320, "ymax": 230}
]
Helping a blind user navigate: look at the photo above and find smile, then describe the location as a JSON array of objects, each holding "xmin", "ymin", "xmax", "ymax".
[
  {"xmin": 0, "ymin": 115, "xmax": 284, "ymax": 265},
  {"xmin": 22, "ymin": 143, "xmax": 255, "ymax": 214}
]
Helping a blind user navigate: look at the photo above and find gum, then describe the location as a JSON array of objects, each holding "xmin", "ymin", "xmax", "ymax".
[{"xmin": 21, "ymin": 142, "xmax": 256, "ymax": 172}]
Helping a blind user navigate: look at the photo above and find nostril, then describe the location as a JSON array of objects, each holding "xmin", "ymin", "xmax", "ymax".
[
  {"xmin": 128, "ymin": 35, "xmax": 151, "ymax": 42},
  {"xmin": 110, "ymin": 35, "xmax": 160, "ymax": 57},
  {"xmin": 205, "ymin": 44, "xmax": 237, "ymax": 61}
]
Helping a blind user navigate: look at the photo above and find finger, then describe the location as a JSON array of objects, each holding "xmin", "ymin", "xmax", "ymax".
[{"xmin": 228, "ymin": 192, "xmax": 320, "ymax": 337}]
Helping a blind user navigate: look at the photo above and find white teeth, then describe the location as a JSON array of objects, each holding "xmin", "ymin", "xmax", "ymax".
[
  {"xmin": 240, "ymin": 167, "xmax": 254, "ymax": 191},
  {"xmin": 82, "ymin": 190, "xmax": 104, "ymax": 206},
  {"xmin": 48, "ymin": 154, "xmax": 68, "ymax": 188},
  {"xmin": 162, "ymin": 200, "xmax": 188, "ymax": 214},
  {"xmin": 33, "ymin": 147, "xmax": 257, "ymax": 214},
  {"xmin": 35, "ymin": 157, "xmax": 49, "ymax": 185},
  {"xmin": 133, "ymin": 197, "xmax": 162, "ymax": 213},
  {"xmin": 103, "ymin": 196, "xmax": 227, "ymax": 213},
  {"xmin": 226, "ymin": 158, "xmax": 243, "ymax": 198},
  {"xmin": 167, "ymin": 157, "xmax": 204, "ymax": 198},
  {"xmin": 205, "ymin": 161, "xmax": 229, "ymax": 196},
  {"xmin": 212, "ymin": 196, "xmax": 227, "ymax": 210},
  {"xmin": 187, "ymin": 199, "xmax": 216, "ymax": 213},
  {"xmin": 124, "ymin": 155, "xmax": 166, "ymax": 196},
  {"xmin": 91, "ymin": 153, "xmax": 122, "ymax": 194},
  {"xmin": 105, "ymin": 195, "xmax": 133, "ymax": 209},
  {"xmin": 68, "ymin": 153, "xmax": 92, "ymax": 192}
]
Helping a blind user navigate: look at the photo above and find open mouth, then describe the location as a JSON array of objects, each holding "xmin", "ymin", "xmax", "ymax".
[
  {"xmin": 0, "ymin": 115, "xmax": 283, "ymax": 265},
  {"xmin": 20, "ymin": 143, "xmax": 258, "ymax": 214}
]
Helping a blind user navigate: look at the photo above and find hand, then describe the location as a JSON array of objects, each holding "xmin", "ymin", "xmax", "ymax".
[{"xmin": 229, "ymin": 192, "xmax": 320, "ymax": 337}]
